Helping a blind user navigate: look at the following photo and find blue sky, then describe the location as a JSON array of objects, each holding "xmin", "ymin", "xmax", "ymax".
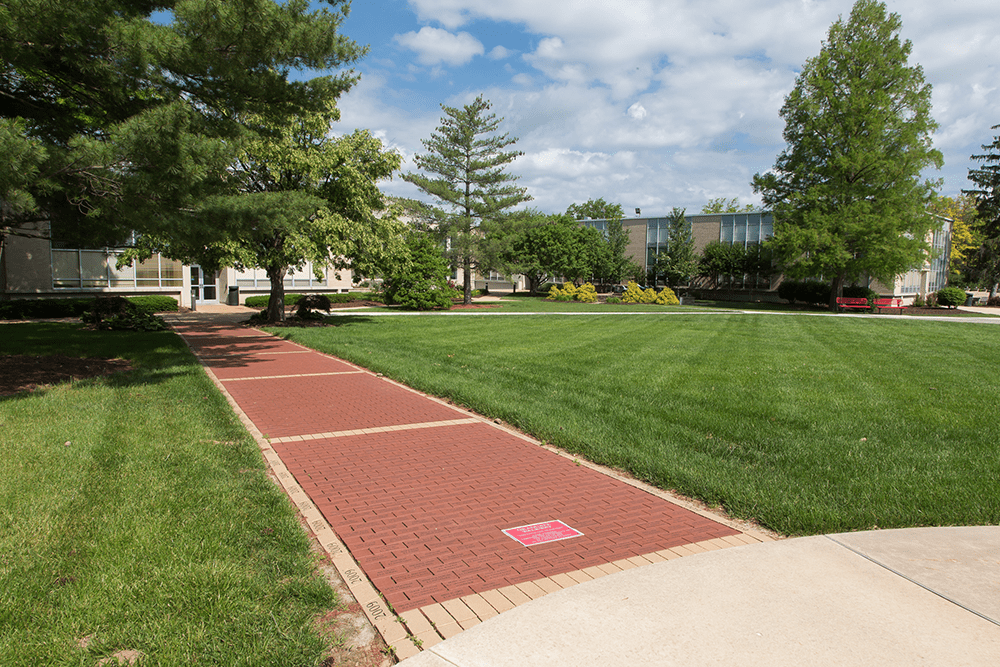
[{"xmin": 324, "ymin": 0, "xmax": 1000, "ymax": 216}]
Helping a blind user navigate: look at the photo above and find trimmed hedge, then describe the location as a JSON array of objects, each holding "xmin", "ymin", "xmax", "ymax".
[
  {"xmin": 243, "ymin": 293, "xmax": 361, "ymax": 308},
  {"xmin": 0, "ymin": 296, "xmax": 177, "ymax": 320},
  {"xmin": 127, "ymin": 295, "xmax": 179, "ymax": 313},
  {"xmin": 936, "ymin": 286, "xmax": 967, "ymax": 308}
]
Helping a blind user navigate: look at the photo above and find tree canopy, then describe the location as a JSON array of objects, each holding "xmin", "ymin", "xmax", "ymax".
[
  {"xmin": 566, "ymin": 198, "xmax": 624, "ymax": 221},
  {"xmin": 752, "ymin": 0, "xmax": 942, "ymax": 309},
  {"xmin": 928, "ymin": 193, "xmax": 980, "ymax": 286},
  {"xmin": 126, "ymin": 111, "xmax": 404, "ymax": 321},
  {"xmin": 1, "ymin": 0, "xmax": 364, "ymax": 249},
  {"xmin": 402, "ymin": 95, "xmax": 531, "ymax": 304},
  {"xmin": 701, "ymin": 198, "xmax": 755, "ymax": 214}
]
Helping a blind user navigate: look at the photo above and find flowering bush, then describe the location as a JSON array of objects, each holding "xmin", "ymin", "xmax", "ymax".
[
  {"xmin": 654, "ymin": 287, "xmax": 680, "ymax": 305},
  {"xmin": 620, "ymin": 281, "xmax": 645, "ymax": 303}
]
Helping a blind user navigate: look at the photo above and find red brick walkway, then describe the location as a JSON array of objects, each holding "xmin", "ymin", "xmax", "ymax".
[{"xmin": 173, "ymin": 319, "xmax": 739, "ymax": 613}]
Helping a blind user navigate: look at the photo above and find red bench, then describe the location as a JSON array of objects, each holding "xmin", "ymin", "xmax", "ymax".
[
  {"xmin": 835, "ymin": 297, "xmax": 870, "ymax": 311},
  {"xmin": 874, "ymin": 297, "xmax": 907, "ymax": 313}
]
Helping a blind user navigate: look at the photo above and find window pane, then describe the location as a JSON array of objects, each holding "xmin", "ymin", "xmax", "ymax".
[
  {"xmin": 81, "ymin": 251, "xmax": 109, "ymax": 287},
  {"xmin": 136, "ymin": 256, "xmax": 161, "ymax": 286},
  {"xmin": 160, "ymin": 257, "xmax": 182, "ymax": 286},
  {"xmin": 52, "ymin": 250, "xmax": 81, "ymax": 287},
  {"xmin": 108, "ymin": 254, "xmax": 135, "ymax": 287}
]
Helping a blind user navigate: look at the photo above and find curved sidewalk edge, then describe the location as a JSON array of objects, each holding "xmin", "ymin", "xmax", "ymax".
[{"xmin": 401, "ymin": 526, "xmax": 1000, "ymax": 667}]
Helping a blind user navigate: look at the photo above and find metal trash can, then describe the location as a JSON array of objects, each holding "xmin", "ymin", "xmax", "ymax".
[
  {"xmin": 190, "ymin": 287, "xmax": 198, "ymax": 311},
  {"xmin": 227, "ymin": 286, "xmax": 240, "ymax": 306},
  {"xmin": 965, "ymin": 292, "xmax": 975, "ymax": 307}
]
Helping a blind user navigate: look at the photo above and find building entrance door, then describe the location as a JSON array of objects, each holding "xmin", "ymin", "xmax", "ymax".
[{"xmin": 190, "ymin": 265, "xmax": 219, "ymax": 304}]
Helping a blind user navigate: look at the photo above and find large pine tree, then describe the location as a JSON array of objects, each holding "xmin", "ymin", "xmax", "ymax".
[
  {"xmin": 1, "ymin": 0, "xmax": 364, "ymax": 249},
  {"xmin": 403, "ymin": 95, "xmax": 531, "ymax": 304},
  {"xmin": 753, "ymin": 0, "xmax": 942, "ymax": 310},
  {"xmin": 965, "ymin": 126, "xmax": 1000, "ymax": 297}
]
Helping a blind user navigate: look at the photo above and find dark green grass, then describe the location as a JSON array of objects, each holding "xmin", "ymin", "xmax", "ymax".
[
  {"xmin": 0, "ymin": 324, "xmax": 338, "ymax": 666},
  {"xmin": 271, "ymin": 314, "xmax": 1000, "ymax": 536}
]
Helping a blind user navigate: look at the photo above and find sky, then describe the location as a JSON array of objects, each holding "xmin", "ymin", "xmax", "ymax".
[{"xmin": 325, "ymin": 0, "xmax": 1000, "ymax": 217}]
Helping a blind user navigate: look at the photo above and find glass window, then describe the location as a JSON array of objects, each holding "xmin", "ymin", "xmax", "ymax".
[
  {"xmin": 81, "ymin": 251, "xmax": 109, "ymax": 287},
  {"xmin": 136, "ymin": 256, "xmax": 161, "ymax": 286},
  {"xmin": 52, "ymin": 250, "xmax": 81, "ymax": 287}
]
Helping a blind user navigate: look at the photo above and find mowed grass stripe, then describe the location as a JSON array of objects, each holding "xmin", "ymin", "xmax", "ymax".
[
  {"xmin": 0, "ymin": 323, "xmax": 340, "ymax": 667},
  {"xmin": 271, "ymin": 313, "xmax": 1000, "ymax": 536}
]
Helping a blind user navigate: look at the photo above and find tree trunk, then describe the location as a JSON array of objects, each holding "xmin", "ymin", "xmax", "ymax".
[
  {"xmin": 266, "ymin": 264, "xmax": 287, "ymax": 322},
  {"xmin": 829, "ymin": 273, "xmax": 846, "ymax": 311},
  {"xmin": 463, "ymin": 256, "xmax": 472, "ymax": 305}
]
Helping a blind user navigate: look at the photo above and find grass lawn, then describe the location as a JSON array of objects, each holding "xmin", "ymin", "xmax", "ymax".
[
  {"xmin": 0, "ymin": 324, "xmax": 341, "ymax": 667},
  {"xmin": 269, "ymin": 312, "xmax": 1000, "ymax": 536}
]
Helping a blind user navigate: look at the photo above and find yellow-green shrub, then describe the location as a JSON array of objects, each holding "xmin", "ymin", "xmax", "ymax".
[
  {"xmin": 576, "ymin": 282, "xmax": 598, "ymax": 303},
  {"xmin": 621, "ymin": 281, "xmax": 645, "ymax": 303},
  {"xmin": 548, "ymin": 283, "xmax": 577, "ymax": 301},
  {"xmin": 655, "ymin": 287, "xmax": 680, "ymax": 305}
]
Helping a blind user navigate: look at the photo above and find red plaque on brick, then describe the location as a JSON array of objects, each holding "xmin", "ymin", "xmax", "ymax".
[{"xmin": 503, "ymin": 520, "xmax": 583, "ymax": 546}]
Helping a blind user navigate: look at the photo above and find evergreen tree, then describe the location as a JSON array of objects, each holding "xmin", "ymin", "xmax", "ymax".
[
  {"xmin": 752, "ymin": 0, "xmax": 942, "ymax": 310},
  {"xmin": 653, "ymin": 207, "xmax": 698, "ymax": 288},
  {"xmin": 403, "ymin": 95, "xmax": 531, "ymax": 304},
  {"xmin": 1, "ymin": 0, "xmax": 364, "ymax": 248},
  {"xmin": 965, "ymin": 126, "xmax": 1000, "ymax": 297}
]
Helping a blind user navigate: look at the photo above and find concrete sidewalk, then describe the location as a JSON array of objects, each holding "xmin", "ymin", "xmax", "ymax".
[{"xmin": 402, "ymin": 525, "xmax": 1000, "ymax": 666}]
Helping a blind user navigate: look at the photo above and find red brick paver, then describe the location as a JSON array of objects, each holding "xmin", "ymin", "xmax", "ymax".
[{"xmin": 173, "ymin": 319, "xmax": 740, "ymax": 614}]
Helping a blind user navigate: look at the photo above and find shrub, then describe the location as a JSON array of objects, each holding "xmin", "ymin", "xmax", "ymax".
[
  {"xmin": 0, "ymin": 298, "xmax": 93, "ymax": 319},
  {"xmin": 777, "ymin": 280, "xmax": 798, "ymax": 304},
  {"xmin": 842, "ymin": 285, "xmax": 878, "ymax": 312},
  {"xmin": 912, "ymin": 294, "xmax": 925, "ymax": 307},
  {"xmin": 606, "ymin": 296, "xmax": 622, "ymax": 304},
  {"xmin": 654, "ymin": 287, "xmax": 680, "ymax": 306},
  {"xmin": 82, "ymin": 296, "xmax": 166, "ymax": 331},
  {"xmin": 548, "ymin": 283, "xmax": 577, "ymax": 301},
  {"xmin": 988, "ymin": 295, "xmax": 1000, "ymax": 307},
  {"xmin": 244, "ymin": 294, "xmax": 304, "ymax": 308},
  {"xmin": 575, "ymin": 283, "xmax": 598, "ymax": 303},
  {"xmin": 382, "ymin": 234, "xmax": 453, "ymax": 311},
  {"xmin": 620, "ymin": 281, "xmax": 645, "ymax": 304},
  {"xmin": 639, "ymin": 287, "xmax": 658, "ymax": 304},
  {"xmin": 296, "ymin": 294, "xmax": 332, "ymax": 319},
  {"xmin": 127, "ymin": 295, "xmax": 178, "ymax": 313},
  {"xmin": 936, "ymin": 286, "xmax": 967, "ymax": 308}
]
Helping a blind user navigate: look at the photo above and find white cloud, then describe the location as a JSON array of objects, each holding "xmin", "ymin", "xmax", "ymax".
[
  {"xmin": 488, "ymin": 45, "xmax": 513, "ymax": 60},
  {"xmin": 394, "ymin": 26, "xmax": 485, "ymax": 67},
  {"xmin": 372, "ymin": 1, "xmax": 1000, "ymax": 209}
]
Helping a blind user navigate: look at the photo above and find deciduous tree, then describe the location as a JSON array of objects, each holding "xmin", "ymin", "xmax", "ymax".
[
  {"xmin": 928, "ymin": 193, "xmax": 980, "ymax": 286},
  {"xmin": 701, "ymin": 198, "xmax": 755, "ymax": 214},
  {"xmin": 127, "ymin": 112, "xmax": 404, "ymax": 322},
  {"xmin": 752, "ymin": 0, "xmax": 942, "ymax": 310},
  {"xmin": 403, "ymin": 95, "xmax": 531, "ymax": 304}
]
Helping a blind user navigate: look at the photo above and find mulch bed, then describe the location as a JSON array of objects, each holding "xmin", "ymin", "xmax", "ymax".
[{"xmin": 0, "ymin": 354, "xmax": 133, "ymax": 397}]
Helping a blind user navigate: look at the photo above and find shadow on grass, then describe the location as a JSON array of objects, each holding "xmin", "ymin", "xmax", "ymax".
[{"xmin": 0, "ymin": 322, "xmax": 204, "ymax": 403}]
